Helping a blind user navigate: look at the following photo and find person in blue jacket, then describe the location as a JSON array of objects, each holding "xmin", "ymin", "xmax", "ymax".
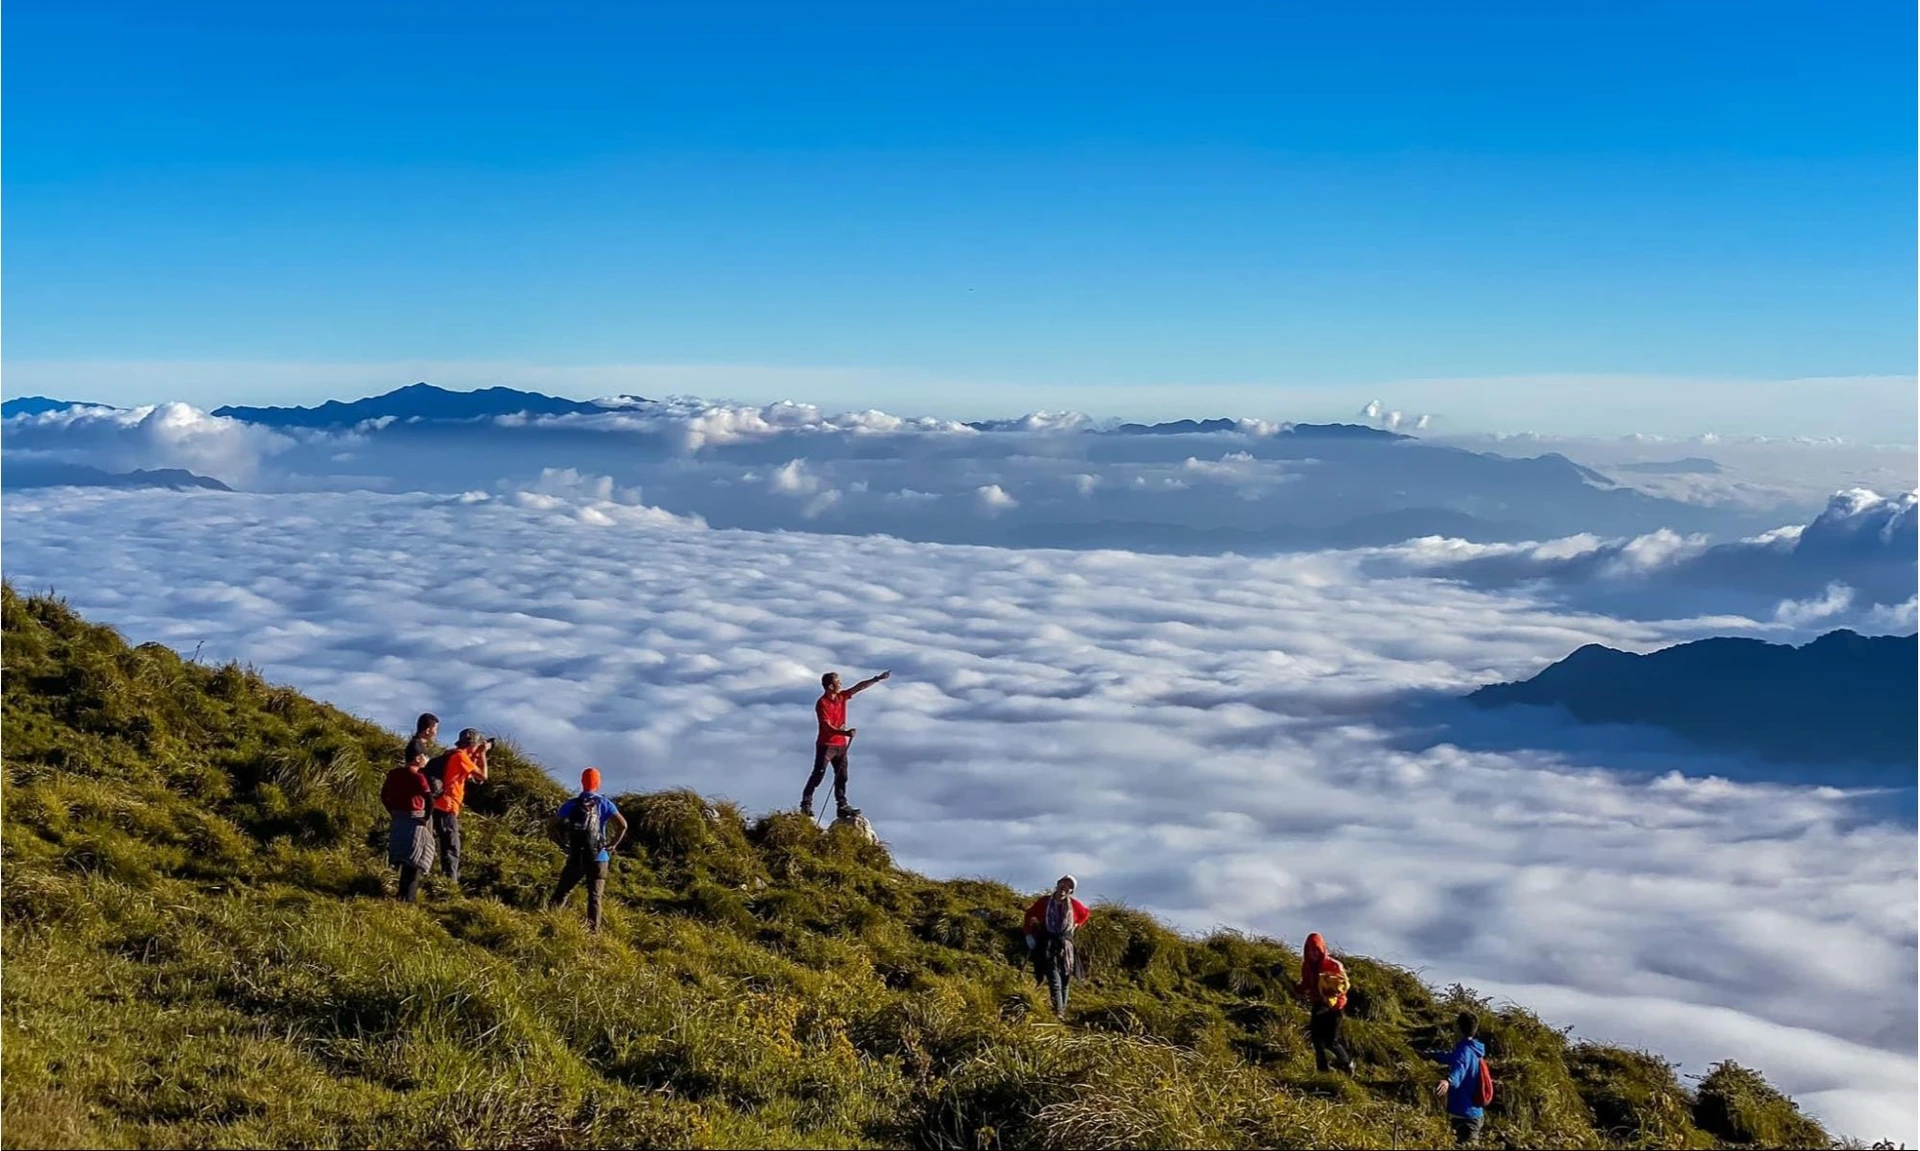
[
  {"xmin": 1433, "ymin": 1010, "xmax": 1487, "ymax": 1146},
  {"xmin": 547, "ymin": 767, "xmax": 627, "ymax": 934}
]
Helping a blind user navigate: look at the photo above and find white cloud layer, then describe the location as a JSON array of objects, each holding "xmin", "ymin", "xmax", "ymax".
[
  {"xmin": 9, "ymin": 390, "xmax": 1914, "ymax": 569},
  {"xmin": 975, "ymin": 483, "xmax": 1018, "ymax": 513},
  {"xmin": 12, "ymin": 396, "xmax": 1838, "ymax": 559},
  {"xmin": 1360, "ymin": 399, "xmax": 1432, "ymax": 431},
  {"xmin": 6, "ymin": 361, "xmax": 1913, "ymax": 441},
  {"xmin": 2, "ymin": 486, "xmax": 1912, "ymax": 1144},
  {"xmin": 1372, "ymin": 488, "xmax": 1918, "ymax": 634},
  {"xmin": 0, "ymin": 402, "xmax": 294, "ymax": 485},
  {"xmin": 526, "ymin": 397, "xmax": 976, "ymax": 452}
]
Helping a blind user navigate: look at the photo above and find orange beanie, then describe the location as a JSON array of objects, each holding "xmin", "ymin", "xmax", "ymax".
[{"xmin": 581, "ymin": 767, "xmax": 601, "ymax": 792}]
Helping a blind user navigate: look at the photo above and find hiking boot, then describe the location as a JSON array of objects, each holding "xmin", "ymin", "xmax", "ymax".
[
  {"xmin": 836, "ymin": 806, "xmax": 862, "ymax": 820},
  {"xmin": 799, "ymin": 801, "xmax": 814, "ymax": 819}
]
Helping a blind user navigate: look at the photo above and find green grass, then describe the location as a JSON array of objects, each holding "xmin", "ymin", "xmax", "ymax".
[{"xmin": 0, "ymin": 584, "xmax": 1839, "ymax": 1149}]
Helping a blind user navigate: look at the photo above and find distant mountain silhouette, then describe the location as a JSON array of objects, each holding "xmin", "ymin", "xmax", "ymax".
[
  {"xmin": 1525, "ymin": 452, "xmax": 1616, "ymax": 487},
  {"xmin": 213, "ymin": 383, "xmax": 610, "ymax": 428},
  {"xmin": 1112, "ymin": 417, "xmax": 1247, "ymax": 435},
  {"xmin": 1104, "ymin": 418, "xmax": 1409, "ymax": 440},
  {"xmin": 0, "ymin": 460, "xmax": 232, "ymax": 491},
  {"xmin": 2, "ymin": 396, "xmax": 113, "ymax": 419},
  {"xmin": 1472, "ymin": 630, "xmax": 1919, "ymax": 766},
  {"xmin": 1282, "ymin": 422, "xmax": 1412, "ymax": 441}
]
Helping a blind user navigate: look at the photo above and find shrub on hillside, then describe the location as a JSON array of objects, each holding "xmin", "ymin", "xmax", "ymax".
[{"xmin": 1695, "ymin": 1061, "xmax": 1832, "ymax": 1149}]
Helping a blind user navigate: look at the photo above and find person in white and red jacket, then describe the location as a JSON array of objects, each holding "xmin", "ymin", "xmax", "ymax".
[{"xmin": 1023, "ymin": 876, "xmax": 1090, "ymax": 1017}]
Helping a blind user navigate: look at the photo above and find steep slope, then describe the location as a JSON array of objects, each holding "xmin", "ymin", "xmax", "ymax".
[
  {"xmin": 1471, "ymin": 629, "xmax": 1919, "ymax": 767},
  {"xmin": 0, "ymin": 585, "xmax": 1834, "ymax": 1150}
]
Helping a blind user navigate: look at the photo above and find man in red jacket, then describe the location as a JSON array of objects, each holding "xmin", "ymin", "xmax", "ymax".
[
  {"xmin": 801, "ymin": 669, "xmax": 889, "ymax": 821},
  {"xmin": 1023, "ymin": 876, "xmax": 1090, "ymax": 1018}
]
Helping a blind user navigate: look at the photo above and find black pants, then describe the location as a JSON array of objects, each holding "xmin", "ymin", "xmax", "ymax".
[
  {"xmin": 1451, "ymin": 1113, "xmax": 1483, "ymax": 1146},
  {"xmin": 1309, "ymin": 1005, "xmax": 1352, "ymax": 1072},
  {"xmin": 432, "ymin": 809, "xmax": 462, "ymax": 885},
  {"xmin": 551, "ymin": 856, "xmax": 609, "ymax": 931},
  {"xmin": 397, "ymin": 863, "xmax": 424, "ymax": 902},
  {"xmin": 802, "ymin": 743, "xmax": 851, "ymax": 812}
]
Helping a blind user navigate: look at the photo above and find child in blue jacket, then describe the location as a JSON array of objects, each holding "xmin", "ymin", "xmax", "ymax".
[{"xmin": 1433, "ymin": 1011, "xmax": 1487, "ymax": 1146}]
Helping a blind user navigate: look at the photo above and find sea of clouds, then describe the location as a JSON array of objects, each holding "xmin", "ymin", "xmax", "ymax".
[
  {"xmin": 3, "ymin": 476, "xmax": 1914, "ymax": 1143},
  {"xmin": 1370, "ymin": 487, "xmax": 1919, "ymax": 632},
  {"xmin": 4, "ymin": 391, "xmax": 1917, "ymax": 1140},
  {"xmin": 7, "ymin": 394, "xmax": 1917, "ymax": 569}
]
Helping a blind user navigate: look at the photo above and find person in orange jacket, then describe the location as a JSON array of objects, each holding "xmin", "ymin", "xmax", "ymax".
[
  {"xmin": 1023, "ymin": 876, "xmax": 1090, "ymax": 1018},
  {"xmin": 430, "ymin": 728, "xmax": 490, "ymax": 890},
  {"xmin": 1299, "ymin": 931, "xmax": 1355, "ymax": 1073}
]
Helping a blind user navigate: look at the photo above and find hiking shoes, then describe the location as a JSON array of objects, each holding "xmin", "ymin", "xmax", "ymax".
[{"xmin": 836, "ymin": 806, "xmax": 862, "ymax": 820}]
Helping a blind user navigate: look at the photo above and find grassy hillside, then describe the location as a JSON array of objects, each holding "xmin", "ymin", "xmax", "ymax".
[{"xmin": 0, "ymin": 584, "xmax": 1836, "ymax": 1150}]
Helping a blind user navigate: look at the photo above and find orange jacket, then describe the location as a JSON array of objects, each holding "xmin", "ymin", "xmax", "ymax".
[
  {"xmin": 1300, "ymin": 932, "xmax": 1349, "ymax": 1011},
  {"xmin": 433, "ymin": 747, "xmax": 482, "ymax": 814}
]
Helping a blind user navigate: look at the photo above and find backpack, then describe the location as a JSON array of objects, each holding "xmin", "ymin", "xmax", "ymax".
[
  {"xmin": 566, "ymin": 793, "xmax": 605, "ymax": 860},
  {"xmin": 1473, "ymin": 1048, "xmax": 1495, "ymax": 1107},
  {"xmin": 423, "ymin": 751, "xmax": 453, "ymax": 797}
]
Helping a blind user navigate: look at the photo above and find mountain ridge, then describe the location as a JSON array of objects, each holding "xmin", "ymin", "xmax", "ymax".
[
  {"xmin": 211, "ymin": 382, "xmax": 613, "ymax": 427},
  {"xmin": 1471, "ymin": 629, "xmax": 1919, "ymax": 767},
  {"xmin": 0, "ymin": 584, "xmax": 1842, "ymax": 1149},
  {"xmin": 1104, "ymin": 418, "xmax": 1409, "ymax": 440},
  {"xmin": 1, "ymin": 396, "xmax": 114, "ymax": 419},
  {"xmin": 0, "ymin": 460, "xmax": 233, "ymax": 492}
]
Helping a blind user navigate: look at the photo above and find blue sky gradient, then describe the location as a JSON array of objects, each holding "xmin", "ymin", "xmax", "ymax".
[{"xmin": 4, "ymin": 0, "xmax": 1914, "ymax": 426}]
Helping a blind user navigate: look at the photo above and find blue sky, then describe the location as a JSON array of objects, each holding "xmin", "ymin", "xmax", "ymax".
[{"xmin": 4, "ymin": 0, "xmax": 1915, "ymax": 429}]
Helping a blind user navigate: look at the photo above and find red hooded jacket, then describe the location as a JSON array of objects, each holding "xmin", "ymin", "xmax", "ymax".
[
  {"xmin": 1024, "ymin": 895, "xmax": 1090, "ymax": 937},
  {"xmin": 380, "ymin": 765, "xmax": 432, "ymax": 816},
  {"xmin": 1300, "ymin": 931, "xmax": 1349, "ymax": 1011}
]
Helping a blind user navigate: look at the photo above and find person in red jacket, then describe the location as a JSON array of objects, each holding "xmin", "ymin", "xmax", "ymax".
[
  {"xmin": 801, "ymin": 669, "xmax": 889, "ymax": 821},
  {"xmin": 1299, "ymin": 931, "xmax": 1355, "ymax": 1073},
  {"xmin": 1023, "ymin": 876, "xmax": 1090, "ymax": 1018},
  {"xmin": 380, "ymin": 750, "xmax": 436, "ymax": 902}
]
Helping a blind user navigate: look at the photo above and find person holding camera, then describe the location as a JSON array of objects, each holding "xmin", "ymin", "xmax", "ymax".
[{"xmin": 431, "ymin": 728, "xmax": 491, "ymax": 889}]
